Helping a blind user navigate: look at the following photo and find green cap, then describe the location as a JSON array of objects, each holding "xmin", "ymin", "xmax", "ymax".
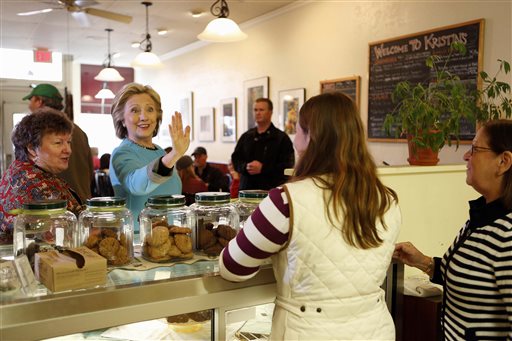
[{"xmin": 23, "ymin": 84, "xmax": 63, "ymax": 101}]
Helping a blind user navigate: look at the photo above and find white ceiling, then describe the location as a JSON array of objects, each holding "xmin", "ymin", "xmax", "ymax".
[{"xmin": 1, "ymin": 0, "xmax": 296, "ymax": 66}]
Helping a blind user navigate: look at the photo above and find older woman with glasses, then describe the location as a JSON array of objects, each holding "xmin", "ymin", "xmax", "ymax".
[{"xmin": 394, "ymin": 119, "xmax": 512, "ymax": 340}]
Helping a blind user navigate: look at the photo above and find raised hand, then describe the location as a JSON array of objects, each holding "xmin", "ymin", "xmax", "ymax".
[
  {"xmin": 162, "ymin": 111, "xmax": 191, "ymax": 169},
  {"xmin": 168, "ymin": 111, "xmax": 191, "ymax": 156}
]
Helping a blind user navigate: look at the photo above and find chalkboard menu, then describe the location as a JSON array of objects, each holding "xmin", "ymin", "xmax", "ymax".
[
  {"xmin": 320, "ymin": 76, "xmax": 360, "ymax": 107},
  {"xmin": 367, "ymin": 19, "xmax": 484, "ymax": 141}
]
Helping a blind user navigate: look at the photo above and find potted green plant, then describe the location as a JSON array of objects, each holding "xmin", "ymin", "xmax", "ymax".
[
  {"xmin": 383, "ymin": 42, "xmax": 477, "ymax": 165},
  {"xmin": 475, "ymin": 59, "xmax": 511, "ymax": 122}
]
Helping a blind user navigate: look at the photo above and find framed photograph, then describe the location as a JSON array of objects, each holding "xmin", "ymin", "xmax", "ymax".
[
  {"xmin": 197, "ymin": 107, "xmax": 215, "ymax": 142},
  {"xmin": 220, "ymin": 97, "xmax": 237, "ymax": 142},
  {"xmin": 244, "ymin": 76, "xmax": 269, "ymax": 130},
  {"xmin": 179, "ymin": 91, "xmax": 194, "ymax": 140},
  {"xmin": 278, "ymin": 88, "xmax": 305, "ymax": 135},
  {"xmin": 320, "ymin": 76, "xmax": 360, "ymax": 107}
]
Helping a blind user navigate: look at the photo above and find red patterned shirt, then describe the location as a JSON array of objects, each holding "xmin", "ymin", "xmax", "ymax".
[{"xmin": 0, "ymin": 160, "xmax": 83, "ymax": 244}]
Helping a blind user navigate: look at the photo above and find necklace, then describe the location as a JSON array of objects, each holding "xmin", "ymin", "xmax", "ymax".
[{"xmin": 128, "ymin": 139, "xmax": 157, "ymax": 150}]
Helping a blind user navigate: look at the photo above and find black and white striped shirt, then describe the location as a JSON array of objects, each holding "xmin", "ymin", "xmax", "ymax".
[{"xmin": 432, "ymin": 197, "xmax": 512, "ymax": 340}]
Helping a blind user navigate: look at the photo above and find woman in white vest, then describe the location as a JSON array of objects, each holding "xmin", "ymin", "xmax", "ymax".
[{"xmin": 220, "ymin": 92, "xmax": 401, "ymax": 340}]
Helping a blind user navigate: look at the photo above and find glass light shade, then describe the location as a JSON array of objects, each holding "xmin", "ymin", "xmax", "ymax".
[
  {"xmin": 95, "ymin": 88, "xmax": 115, "ymax": 99},
  {"xmin": 132, "ymin": 51, "xmax": 161, "ymax": 67},
  {"xmin": 197, "ymin": 17, "xmax": 247, "ymax": 42},
  {"xmin": 94, "ymin": 67, "xmax": 124, "ymax": 82}
]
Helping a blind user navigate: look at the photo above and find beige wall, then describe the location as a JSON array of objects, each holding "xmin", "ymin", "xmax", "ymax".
[
  {"xmin": 379, "ymin": 165, "xmax": 478, "ymax": 276},
  {"xmin": 138, "ymin": 0, "xmax": 511, "ymax": 165}
]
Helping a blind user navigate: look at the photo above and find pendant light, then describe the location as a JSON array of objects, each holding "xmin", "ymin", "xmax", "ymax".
[
  {"xmin": 95, "ymin": 82, "xmax": 115, "ymax": 100},
  {"xmin": 198, "ymin": 0, "xmax": 247, "ymax": 42},
  {"xmin": 94, "ymin": 28, "xmax": 124, "ymax": 82},
  {"xmin": 132, "ymin": 2, "xmax": 161, "ymax": 67}
]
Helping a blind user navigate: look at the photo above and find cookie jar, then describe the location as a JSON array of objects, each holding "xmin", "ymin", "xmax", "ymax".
[
  {"xmin": 235, "ymin": 190, "xmax": 268, "ymax": 229},
  {"xmin": 190, "ymin": 192, "xmax": 239, "ymax": 256},
  {"xmin": 13, "ymin": 200, "xmax": 77, "ymax": 269},
  {"xmin": 78, "ymin": 197, "xmax": 134, "ymax": 266},
  {"xmin": 139, "ymin": 195, "xmax": 194, "ymax": 262}
]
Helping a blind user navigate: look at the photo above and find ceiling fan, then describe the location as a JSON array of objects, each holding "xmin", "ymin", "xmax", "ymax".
[{"xmin": 17, "ymin": 0, "xmax": 133, "ymax": 26}]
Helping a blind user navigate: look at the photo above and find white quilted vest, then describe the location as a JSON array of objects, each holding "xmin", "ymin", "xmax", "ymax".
[{"xmin": 270, "ymin": 178, "xmax": 401, "ymax": 340}]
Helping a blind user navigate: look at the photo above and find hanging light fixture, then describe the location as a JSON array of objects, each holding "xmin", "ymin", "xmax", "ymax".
[
  {"xmin": 198, "ymin": 0, "xmax": 247, "ymax": 42},
  {"xmin": 95, "ymin": 83, "xmax": 115, "ymax": 100},
  {"xmin": 132, "ymin": 2, "xmax": 161, "ymax": 67},
  {"xmin": 94, "ymin": 28, "xmax": 124, "ymax": 82}
]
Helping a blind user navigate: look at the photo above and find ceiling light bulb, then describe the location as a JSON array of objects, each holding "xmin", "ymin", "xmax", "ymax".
[
  {"xmin": 190, "ymin": 10, "xmax": 204, "ymax": 18},
  {"xmin": 112, "ymin": 52, "xmax": 121, "ymax": 59},
  {"xmin": 94, "ymin": 28, "xmax": 124, "ymax": 82},
  {"xmin": 132, "ymin": 51, "xmax": 161, "ymax": 67},
  {"xmin": 95, "ymin": 67, "xmax": 124, "ymax": 82},
  {"xmin": 157, "ymin": 29, "xmax": 168, "ymax": 36},
  {"xmin": 131, "ymin": 41, "xmax": 141, "ymax": 48},
  {"xmin": 198, "ymin": 17, "xmax": 247, "ymax": 42},
  {"xmin": 95, "ymin": 88, "xmax": 115, "ymax": 99}
]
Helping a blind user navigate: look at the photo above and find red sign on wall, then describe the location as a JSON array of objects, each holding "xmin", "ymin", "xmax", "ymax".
[{"xmin": 34, "ymin": 49, "xmax": 53, "ymax": 63}]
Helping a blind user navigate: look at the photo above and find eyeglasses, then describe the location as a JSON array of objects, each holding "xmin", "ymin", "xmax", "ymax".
[{"xmin": 469, "ymin": 145, "xmax": 494, "ymax": 155}]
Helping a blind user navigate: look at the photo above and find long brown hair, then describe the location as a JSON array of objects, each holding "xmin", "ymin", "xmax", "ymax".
[
  {"xmin": 483, "ymin": 119, "xmax": 512, "ymax": 209},
  {"xmin": 292, "ymin": 92, "xmax": 397, "ymax": 249}
]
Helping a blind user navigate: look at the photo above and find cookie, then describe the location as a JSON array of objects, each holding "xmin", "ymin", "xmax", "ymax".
[
  {"xmin": 85, "ymin": 234, "xmax": 100, "ymax": 249},
  {"xmin": 148, "ymin": 238, "xmax": 171, "ymax": 259},
  {"xmin": 169, "ymin": 226, "xmax": 192, "ymax": 234},
  {"xmin": 204, "ymin": 243, "xmax": 223, "ymax": 256},
  {"xmin": 198, "ymin": 229, "xmax": 216, "ymax": 249},
  {"xmin": 148, "ymin": 225, "xmax": 169, "ymax": 247},
  {"xmin": 217, "ymin": 224, "xmax": 237, "ymax": 240},
  {"xmin": 99, "ymin": 237, "xmax": 120, "ymax": 259},
  {"xmin": 111, "ymin": 245, "xmax": 129, "ymax": 265},
  {"xmin": 168, "ymin": 244, "xmax": 182, "ymax": 258},
  {"xmin": 174, "ymin": 234, "xmax": 192, "ymax": 253}
]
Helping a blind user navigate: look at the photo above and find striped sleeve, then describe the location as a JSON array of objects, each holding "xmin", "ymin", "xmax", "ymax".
[{"xmin": 219, "ymin": 187, "xmax": 290, "ymax": 282}]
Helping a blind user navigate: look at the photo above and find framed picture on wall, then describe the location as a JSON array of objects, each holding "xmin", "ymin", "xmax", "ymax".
[
  {"xmin": 197, "ymin": 107, "xmax": 215, "ymax": 142},
  {"xmin": 320, "ymin": 76, "xmax": 360, "ymax": 107},
  {"xmin": 179, "ymin": 92, "xmax": 194, "ymax": 140},
  {"xmin": 220, "ymin": 97, "xmax": 237, "ymax": 142},
  {"xmin": 80, "ymin": 64, "xmax": 134, "ymax": 114},
  {"xmin": 278, "ymin": 88, "xmax": 305, "ymax": 135},
  {"xmin": 244, "ymin": 76, "xmax": 269, "ymax": 130}
]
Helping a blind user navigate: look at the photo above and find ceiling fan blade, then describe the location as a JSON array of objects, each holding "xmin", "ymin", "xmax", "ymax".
[
  {"xmin": 74, "ymin": 0, "xmax": 99, "ymax": 7},
  {"xmin": 17, "ymin": 8, "xmax": 54, "ymax": 16},
  {"xmin": 71, "ymin": 11, "xmax": 90, "ymax": 27},
  {"xmin": 83, "ymin": 8, "xmax": 132, "ymax": 24}
]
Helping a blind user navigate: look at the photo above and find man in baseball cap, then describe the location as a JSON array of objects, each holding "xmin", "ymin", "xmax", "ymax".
[
  {"xmin": 23, "ymin": 84, "xmax": 64, "ymax": 113},
  {"xmin": 23, "ymin": 83, "xmax": 94, "ymax": 203},
  {"xmin": 191, "ymin": 146, "xmax": 229, "ymax": 192}
]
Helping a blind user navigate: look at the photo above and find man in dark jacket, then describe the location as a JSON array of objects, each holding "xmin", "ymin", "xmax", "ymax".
[
  {"xmin": 192, "ymin": 146, "xmax": 229, "ymax": 192},
  {"xmin": 24, "ymin": 83, "xmax": 93, "ymax": 202},
  {"xmin": 231, "ymin": 98, "xmax": 294, "ymax": 191}
]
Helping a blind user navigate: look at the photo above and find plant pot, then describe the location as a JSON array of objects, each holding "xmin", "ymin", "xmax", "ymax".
[{"xmin": 406, "ymin": 135, "xmax": 440, "ymax": 166}]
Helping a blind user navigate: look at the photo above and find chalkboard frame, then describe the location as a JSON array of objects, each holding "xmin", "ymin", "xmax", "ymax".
[
  {"xmin": 367, "ymin": 19, "xmax": 485, "ymax": 143},
  {"xmin": 320, "ymin": 76, "xmax": 361, "ymax": 107}
]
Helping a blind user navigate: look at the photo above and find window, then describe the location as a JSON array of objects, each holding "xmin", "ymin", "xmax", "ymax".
[{"xmin": 0, "ymin": 48, "xmax": 62, "ymax": 81}]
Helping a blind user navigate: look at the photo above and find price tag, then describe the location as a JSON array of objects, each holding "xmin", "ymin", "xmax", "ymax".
[{"xmin": 14, "ymin": 255, "xmax": 38, "ymax": 295}]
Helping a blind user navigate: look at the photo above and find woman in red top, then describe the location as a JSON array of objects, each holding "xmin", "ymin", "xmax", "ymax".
[
  {"xmin": 176, "ymin": 155, "xmax": 207, "ymax": 205},
  {"xmin": 0, "ymin": 108, "xmax": 83, "ymax": 244}
]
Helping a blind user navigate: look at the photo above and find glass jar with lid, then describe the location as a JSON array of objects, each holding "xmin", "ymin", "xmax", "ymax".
[
  {"xmin": 235, "ymin": 190, "xmax": 268, "ymax": 230},
  {"xmin": 190, "ymin": 192, "xmax": 239, "ymax": 256},
  {"xmin": 13, "ymin": 200, "xmax": 77, "ymax": 269},
  {"xmin": 139, "ymin": 195, "xmax": 194, "ymax": 262},
  {"xmin": 78, "ymin": 197, "xmax": 134, "ymax": 266}
]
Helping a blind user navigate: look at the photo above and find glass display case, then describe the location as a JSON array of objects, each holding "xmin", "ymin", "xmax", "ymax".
[{"xmin": 0, "ymin": 244, "xmax": 403, "ymax": 341}]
